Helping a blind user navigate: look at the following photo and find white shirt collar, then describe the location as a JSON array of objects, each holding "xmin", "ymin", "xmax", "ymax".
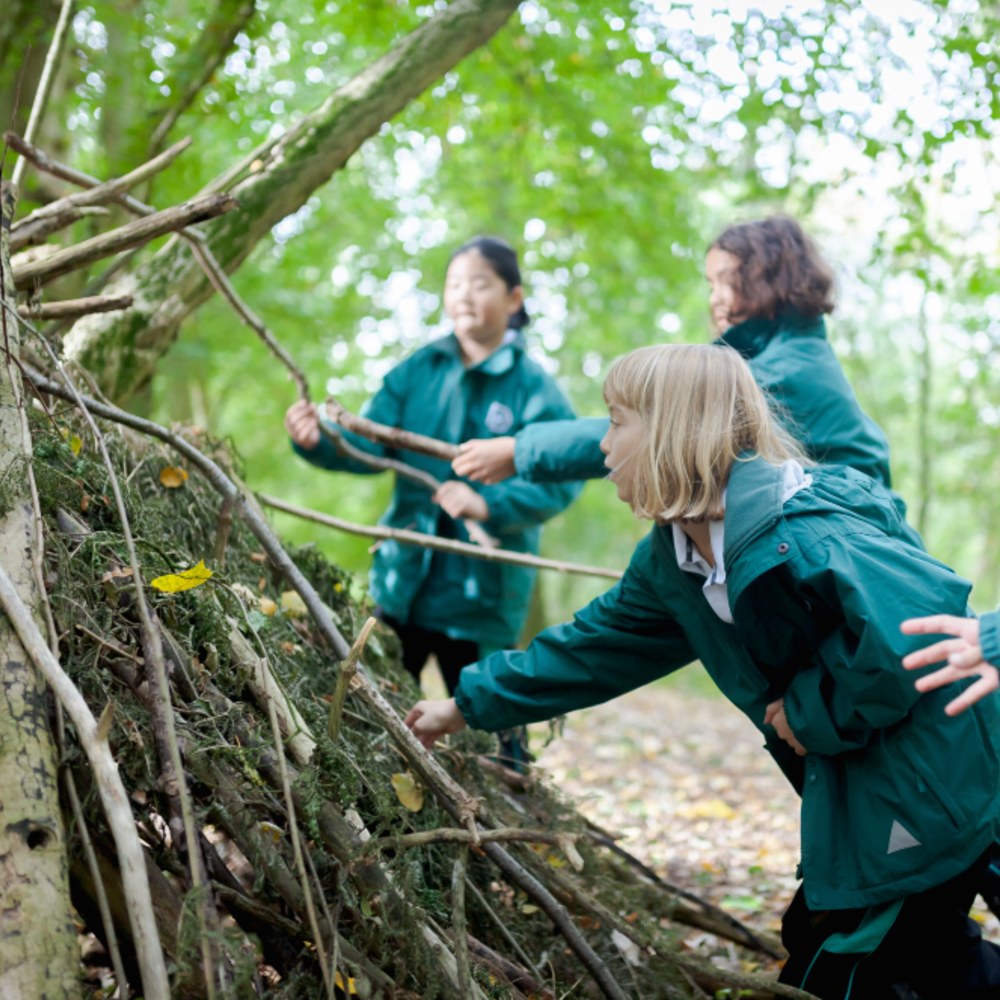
[{"xmin": 672, "ymin": 460, "xmax": 811, "ymax": 624}]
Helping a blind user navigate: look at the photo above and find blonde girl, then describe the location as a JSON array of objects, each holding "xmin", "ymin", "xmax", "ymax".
[{"xmin": 407, "ymin": 343, "xmax": 1000, "ymax": 997}]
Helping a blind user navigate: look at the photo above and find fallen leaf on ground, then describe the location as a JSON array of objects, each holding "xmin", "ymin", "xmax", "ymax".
[
  {"xmin": 676, "ymin": 798, "xmax": 736, "ymax": 820},
  {"xmin": 391, "ymin": 772, "xmax": 424, "ymax": 812},
  {"xmin": 259, "ymin": 597, "xmax": 278, "ymax": 616},
  {"xmin": 159, "ymin": 466, "xmax": 188, "ymax": 488},
  {"xmin": 280, "ymin": 591, "xmax": 307, "ymax": 617},
  {"xmin": 150, "ymin": 560, "xmax": 212, "ymax": 593}
]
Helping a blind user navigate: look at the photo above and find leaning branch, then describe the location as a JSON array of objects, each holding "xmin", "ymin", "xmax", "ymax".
[
  {"xmin": 0, "ymin": 565, "xmax": 171, "ymax": 1000},
  {"xmin": 326, "ymin": 397, "xmax": 460, "ymax": 462},
  {"xmin": 13, "ymin": 192, "xmax": 238, "ymax": 289},
  {"xmin": 17, "ymin": 294, "xmax": 133, "ymax": 321},
  {"xmin": 11, "ymin": 205, "xmax": 110, "ymax": 252},
  {"xmin": 9, "ymin": 0, "xmax": 75, "ymax": 190},
  {"xmin": 261, "ymin": 494, "xmax": 624, "ymax": 580},
  {"xmin": 12, "ymin": 136, "xmax": 194, "ymax": 226}
]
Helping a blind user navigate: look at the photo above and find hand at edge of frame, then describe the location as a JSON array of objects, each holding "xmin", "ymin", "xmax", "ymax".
[{"xmin": 901, "ymin": 614, "xmax": 998, "ymax": 715}]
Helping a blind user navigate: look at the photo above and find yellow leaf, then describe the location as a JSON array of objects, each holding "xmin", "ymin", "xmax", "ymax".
[
  {"xmin": 150, "ymin": 560, "xmax": 213, "ymax": 594},
  {"xmin": 334, "ymin": 971, "xmax": 357, "ymax": 994},
  {"xmin": 159, "ymin": 466, "xmax": 189, "ymax": 488},
  {"xmin": 521, "ymin": 904, "xmax": 540, "ymax": 915},
  {"xmin": 259, "ymin": 821, "xmax": 283, "ymax": 843},
  {"xmin": 280, "ymin": 590, "xmax": 307, "ymax": 617},
  {"xmin": 391, "ymin": 772, "xmax": 424, "ymax": 812},
  {"xmin": 259, "ymin": 597, "xmax": 278, "ymax": 616},
  {"xmin": 547, "ymin": 855, "xmax": 566, "ymax": 868},
  {"xmin": 69, "ymin": 435, "xmax": 82, "ymax": 456},
  {"xmin": 677, "ymin": 799, "xmax": 735, "ymax": 820}
]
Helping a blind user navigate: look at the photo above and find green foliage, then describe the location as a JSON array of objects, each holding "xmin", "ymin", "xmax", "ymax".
[{"xmin": 7, "ymin": 0, "xmax": 1000, "ymax": 622}]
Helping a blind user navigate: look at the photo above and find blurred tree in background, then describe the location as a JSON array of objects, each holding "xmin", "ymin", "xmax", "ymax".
[{"xmin": 6, "ymin": 0, "xmax": 1000, "ymax": 627}]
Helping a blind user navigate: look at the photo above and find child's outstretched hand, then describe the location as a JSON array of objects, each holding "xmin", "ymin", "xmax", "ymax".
[
  {"xmin": 901, "ymin": 615, "xmax": 998, "ymax": 716},
  {"xmin": 765, "ymin": 698, "xmax": 808, "ymax": 756},
  {"xmin": 452, "ymin": 437, "xmax": 516, "ymax": 484},
  {"xmin": 405, "ymin": 698, "xmax": 467, "ymax": 749},
  {"xmin": 433, "ymin": 481, "xmax": 490, "ymax": 522},
  {"xmin": 285, "ymin": 399, "xmax": 321, "ymax": 449}
]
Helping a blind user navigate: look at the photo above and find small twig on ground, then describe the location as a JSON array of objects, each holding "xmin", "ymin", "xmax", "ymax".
[
  {"xmin": 262, "ymin": 493, "xmax": 624, "ymax": 580},
  {"xmin": 372, "ymin": 826, "xmax": 582, "ymax": 860}
]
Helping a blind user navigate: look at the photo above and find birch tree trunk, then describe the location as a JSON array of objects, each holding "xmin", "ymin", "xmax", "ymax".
[
  {"xmin": 0, "ymin": 182, "xmax": 80, "ymax": 997},
  {"xmin": 62, "ymin": 0, "xmax": 520, "ymax": 403}
]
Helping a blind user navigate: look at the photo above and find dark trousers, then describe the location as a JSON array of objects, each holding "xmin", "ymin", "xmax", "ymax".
[
  {"xmin": 377, "ymin": 613, "xmax": 481, "ymax": 695},
  {"xmin": 780, "ymin": 845, "xmax": 1000, "ymax": 999}
]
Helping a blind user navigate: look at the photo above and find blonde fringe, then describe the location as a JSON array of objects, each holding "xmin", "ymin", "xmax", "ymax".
[{"xmin": 603, "ymin": 343, "xmax": 807, "ymax": 522}]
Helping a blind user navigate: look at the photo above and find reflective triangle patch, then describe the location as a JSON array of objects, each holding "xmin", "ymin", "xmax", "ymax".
[{"xmin": 887, "ymin": 819, "xmax": 921, "ymax": 855}]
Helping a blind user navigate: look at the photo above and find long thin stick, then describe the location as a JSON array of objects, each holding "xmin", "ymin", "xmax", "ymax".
[
  {"xmin": 17, "ymin": 294, "xmax": 134, "ymax": 321},
  {"xmin": 326, "ymin": 396, "xmax": 461, "ymax": 462},
  {"xmin": 13, "ymin": 191, "xmax": 237, "ymax": 289},
  {"xmin": 261, "ymin": 494, "xmax": 624, "ymax": 580},
  {"xmin": 465, "ymin": 878, "xmax": 546, "ymax": 985},
  {"xmin": 372, "ymin": 826, "xmax": 582, "ymax": 854},
  {"xmin": 0, "ymin": 565, "xmax": 171, "ymax": 998},
  {"xmin": 10, "ymin": 0, "xmax": 75, "ymax": 189},
  {"xmin": 452, "ymin": 844, "xmax": 472, "ymax": 997},
  {"xmin": 327, "ymin": 616, "xmax": 377, "ymax": 742},
  {"xmin": 13, "ymin": 136, "xmax": 193, "ymax": 225}
]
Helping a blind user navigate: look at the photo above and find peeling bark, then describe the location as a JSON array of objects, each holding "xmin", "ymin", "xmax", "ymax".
[
  {"xmin": 0, "ymin": 181, "xmax": 80, "ymax": 998},
  {"xmin": 62, "ymin": 0, "xmax": 521, "ymax": 403}
]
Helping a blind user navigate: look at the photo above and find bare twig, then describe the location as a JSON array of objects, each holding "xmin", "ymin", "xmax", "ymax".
[
  {"xmin": 327, "ymin": 616, "xmax": 377, "ymax": 742},
  {"xmin": 10, "ymin": 0, "xmax": 75, "ymax": 190},
  {"xmin": 326, "ymin": 396, "xmax": 461, "ymax": 462},
  {"xmin": 12, "ymin": 191, "xmax": 238, "ymax": 289},
  {"xmin": 11, "ymin": 205, "xmax": 110, "ymax": 252},
  {"xmin": 12, "ymin": 136, "xmax": 194, "ymax": 225},
  {"xmin": 16, "ymin": 294, "xmax": 133, "ymax": 321},
  {"xmin": 262, "ymin": 494, "xmax": 624, "ymax": 580},
  {"xmin": 452, "ymin": 844, "xmax": 472, "ymax": 997},
  {"xmin": 465, "ymin": 878, "xmax": 546, "ymax": 985},
  {"xmin": 373, "ymin": 826, "xmax": 582, "ymax": 859},
  {"xmin": 213, "ymin": 496, "xmax": 234, "ymax": 566}
]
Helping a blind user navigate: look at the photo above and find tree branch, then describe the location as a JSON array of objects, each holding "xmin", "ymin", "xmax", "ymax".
[
  {"xmin": 9, "ymin": 0, "xmax": 73, "ymax": 189},
  {"xmin": 325, "ymin": 397, "xmax": 460, "ymax": 462},
  {"xmin": 12, "ymin": 191, "xmax": 238, "ymax": 289},
  {"xmin": 260, "ymin": 494, "xmax": 623, "ymax": 580},
  {"xmin": 16, "ymin": 294, "xmax": 133, "ymax": 320}
]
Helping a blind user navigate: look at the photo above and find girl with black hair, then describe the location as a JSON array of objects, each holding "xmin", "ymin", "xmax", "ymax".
[{"xmin": 285, "ymin": 236, "xmax": 581, "ymax": 708}]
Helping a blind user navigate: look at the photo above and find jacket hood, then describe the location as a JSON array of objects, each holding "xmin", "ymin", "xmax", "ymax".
[
  {"xmin": 723, "ymin": 457, "xmax": 905, "ymax": 609},
  {"xmin": 716, "ymin": 309, "xmax": 827, "ymax": 361}
]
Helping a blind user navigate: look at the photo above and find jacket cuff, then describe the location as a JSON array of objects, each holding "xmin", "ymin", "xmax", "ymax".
[
  {"xmin": 453, "ymin": 682, "xmax": 483, "ymax": 732},
  {"xmin": 512, "ymin": 427, "xmax": 542, "ymax": 482},
  {"xmin": 980, "ymin": 611, "xmax": 1000, "ymax": 669}
]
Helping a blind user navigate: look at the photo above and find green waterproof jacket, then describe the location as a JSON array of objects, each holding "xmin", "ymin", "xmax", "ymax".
[
  {"xmin": 292, "ymin": 332, "xmax": 582, "ymax": 648},
  {"xmin": 454, "ymin": 458, "xmax": 1000, "ymax": 908},
  {"xmin": 512, "ymin": 312, "xmax": 893, "ymax": 487}
]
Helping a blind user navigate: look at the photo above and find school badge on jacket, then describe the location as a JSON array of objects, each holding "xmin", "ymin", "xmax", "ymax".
[{"xmin": 485, "ymin": 401, "xmax": 514, "ymax": 434}]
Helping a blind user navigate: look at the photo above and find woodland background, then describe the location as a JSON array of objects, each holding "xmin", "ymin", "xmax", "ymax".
[{"xmin": 5, "ymin": 0, "xmax": 1000, "ymax": 628}]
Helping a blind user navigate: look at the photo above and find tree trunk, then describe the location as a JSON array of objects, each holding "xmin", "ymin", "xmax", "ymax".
[
  {"xmin": 62, "ymin": 0, "xmax": 521, "ymax": 404},
  {"xmin": 0, "ymin": 181, "xmax": 80, "ymax": 998}
]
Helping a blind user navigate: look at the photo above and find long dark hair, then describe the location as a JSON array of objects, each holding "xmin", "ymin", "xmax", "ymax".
[
  {"xmin": 711, "ymin": 216, "xmax": 835, "ymax": 322},
  {"xmin": 449, "ymin": 236, "xmax": 530, "ymax": 330}
]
